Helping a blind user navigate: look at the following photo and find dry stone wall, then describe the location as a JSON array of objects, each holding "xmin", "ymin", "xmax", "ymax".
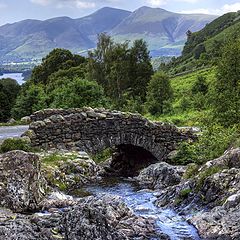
[{"xmin": 27, "ymin": 108, "xmax": 194, "ymax": 161}]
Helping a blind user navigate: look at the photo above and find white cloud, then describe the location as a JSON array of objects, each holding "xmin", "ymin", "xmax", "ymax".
[
  {"xmin": 145, "ymin": 0, "xmax": 167, "ymax": 7},
  {"xmin": 30, "ymin": 0, "xmax": 51, "ymax": 6},
  {"xmin": 222, "ymin": 2, "xmax": 240, "ymax": 13},
  {"xmin": 145, "ymin": 0, "xmax": 201, "ymax": 7},
  {"xmin": 30, "ymin": 0, "xmax": 97, "ymax": 9},
  {"xmin": 179, "ymin": 2, "xmax": 240, "ymax": 15},
  {"xmin": 75, "ymin": 1, "xmax": 96, "ymax": 9}
]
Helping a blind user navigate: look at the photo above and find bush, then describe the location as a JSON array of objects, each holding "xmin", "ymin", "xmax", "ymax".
[
  {"xmin": 91, "ymin": 148, "xmax": 112, "ymax": 163},
  {"xmin": 183, "ymin": 163, "xmax": 200, "ymax": 179},
  {"xmin": 173, "ymin": 124, "xmax": 238, "ymax": 165},
  {"xmin": 0, "ymin": 138, "xmax": 31, "ymax": 153}
]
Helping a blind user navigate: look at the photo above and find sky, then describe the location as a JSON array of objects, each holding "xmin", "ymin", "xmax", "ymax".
[{"xmin": 0, "ymin": 0, "xmax": 240, "ymax": 26}]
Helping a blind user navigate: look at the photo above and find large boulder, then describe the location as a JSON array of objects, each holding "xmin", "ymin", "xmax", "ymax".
[
  {"xmin": 41, "ymin": 151, "xmax": 103, "ymax": 192},
  {"xmin": 153, "ymin": 148, "xmax": 240, "ymax": 239},
  {"xmin": 136, "ymin": 162, "xmax": 185, "ymax": 190},
  {"xmin": 190, "ymin": 192, "xmax": 240, "ymax": 239},
  {"xmin": 0, "ymin": 151, "xmax": 46, "ymax": 212},
  {"xmin": 61, "ymin": 195, "xmax": 160, "ymax": 240},
  {"xmin": 0, "ymin": 195, "xmax": 167, "ymax": 240}
]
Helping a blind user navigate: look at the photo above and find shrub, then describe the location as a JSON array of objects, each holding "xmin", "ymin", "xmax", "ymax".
[
  {"xmin": 173, "ymin": 124, "xmax": 238, "ymax": 165},
  {"xmin": 91, "ymin": 148, "xmax": 112, "ymax": 163},
  {"xmin": 0, "ymin": 138, "xmax": 31, "ymax": 153},
  {"xmin": 183, "ymin": 163, "xmax": 200, "ymax": 179}
]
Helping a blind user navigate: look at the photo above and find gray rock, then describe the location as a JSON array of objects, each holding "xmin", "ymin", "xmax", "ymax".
[
  {"xmin": 190, "ymin": 200, "xmax": 240, "ymax": 239},
  {"xmin": 61, "ymin": 194, "xmax": 159, "ymax": 240},
  {"xmin": 0, "ymin": 151, "xmax": 46, "ymax": 212},
  {"xmin": 0, "ymin": 194, "xmax": 165, "ymax": 240},
  {"xmin": 7, "ymin": 118, "xmax": 16, "ymax": 124},
  {"xmin": 21, "ymin": 116, "xmax": 31, "ymax": 124},
  {"xmin": 136, "ymin": 162, "xmax": 185, "ymax": 190}
]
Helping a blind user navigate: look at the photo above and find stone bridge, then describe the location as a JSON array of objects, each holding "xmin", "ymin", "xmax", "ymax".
[{"xmin": 27, "ymin": 108, "xmax": 194, "ymax": 166}]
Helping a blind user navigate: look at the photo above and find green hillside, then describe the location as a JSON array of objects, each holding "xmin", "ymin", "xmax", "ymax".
[
  {"xmin": 166, "ymin": 11, "xmax": 240, "ymax": 74},
  {"xmin": 146, "ymin": 67, "xmax": 216, "ymax": 126}
]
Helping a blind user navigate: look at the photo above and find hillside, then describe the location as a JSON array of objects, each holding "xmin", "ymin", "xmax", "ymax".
[
  {"xmin": 0, "ymin": 7, "xmax": 216, "ymax": 62},
  {"xmin": 0, "ymin": 7, "xmax": 131, "ymax": 62},
  {"xmin": 166, "ymin": 11, "xmax": 240, "ymax": 74},
  {"xmin": 111, "ymin": 6, "xmax": 216, "ymax": 56}
]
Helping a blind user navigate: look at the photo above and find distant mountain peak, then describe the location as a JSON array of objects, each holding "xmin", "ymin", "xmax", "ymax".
[{"xmin": 0, "ymin": 6, "xmax": 217, "ymax": 62}]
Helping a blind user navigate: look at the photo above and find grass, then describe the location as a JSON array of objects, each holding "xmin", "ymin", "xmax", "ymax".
[
  {"xmin": 196, "ymin": 166, "xmax": 225, "ymax": 191},
  {"xmin": 0, "ymin": 138, "xmax": 32, "ymax": 153},
  {"xmin": 0, "ymin": 121, "xmax": 28, "ymax": 127},
  {"xmin": 91, "ymin": 148, "xmax": 112, "ymax": 163},
  {"xmin": 42, "ymin": 152, "xmax": 78, "ymax": 166}
]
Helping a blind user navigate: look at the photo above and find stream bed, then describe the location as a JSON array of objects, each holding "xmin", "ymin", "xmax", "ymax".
[{"xmin": 81, "ymin": 179, "xmax": 201, "ymax": 240}]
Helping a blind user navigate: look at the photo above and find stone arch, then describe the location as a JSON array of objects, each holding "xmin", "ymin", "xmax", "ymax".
[{"xmin": 27, "ymin": 108, "xmax": 195, "ymax": 174}]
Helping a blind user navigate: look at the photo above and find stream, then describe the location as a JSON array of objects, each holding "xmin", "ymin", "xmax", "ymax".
[{"xmin": 82, "ymin": 179, "xmax": 201, "ymax": 240}]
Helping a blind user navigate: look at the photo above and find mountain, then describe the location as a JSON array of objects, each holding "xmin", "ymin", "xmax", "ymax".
[
  {"xmin": 0, "ymin": 7, "xmax": 216, "ymax": 62},
  {"xmin": 111, "ymin": 7, "xmax": 216, "ymax": 56},
  {"xmin": 0, "ymin": 7, "xmax": 131, "ymax": 62}
]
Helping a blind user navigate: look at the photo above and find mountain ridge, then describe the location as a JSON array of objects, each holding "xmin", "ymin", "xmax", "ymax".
[{"xmin": 0, "ymin": 6, "xmax": 216, "ymax": 62}]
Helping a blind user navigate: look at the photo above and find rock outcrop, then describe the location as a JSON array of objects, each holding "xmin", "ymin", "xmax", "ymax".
[
  {"xmin": 61, "ymin": 195, "xmax": 162, "ymax": 240},
  {"xmin": 153, "ymin": 148, "xmax": 240, "ymax": 239},
  {"xmin": 0, "ymin": 194, "xmax": 167, "ymax": 240},
  {"xmin": 0, "ymin": 151, "xmax": 46, "ymax": 212},
  {"xmin": 136, "ymin": 162, "xmax": 185, "ymax": 190},
  {"xmin": 41, "ymin": 151, "xmax": 103, "ymax": 192}
]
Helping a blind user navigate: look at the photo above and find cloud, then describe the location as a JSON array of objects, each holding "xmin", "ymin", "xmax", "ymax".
[
  {"xmin": 145, "ymin": 0, "xmax": 200, "ymax": 7},
  {"xmin": 30, "ymin": 0, "xmax": 51, "ymax": 6},
  {"xmin": 146, "ymin": 0, "xmax": 167, "ymax": 7},
  {"xmin": 179, "ymin": 2, "xmax": 240, "ymax": 15},
  {"xmin": 222, "ymin": 2, "xmax": 240, "ymax": 13},
  {"xmin": 30, "ymin": 0, "xmax": 97, "ymax": 9}
]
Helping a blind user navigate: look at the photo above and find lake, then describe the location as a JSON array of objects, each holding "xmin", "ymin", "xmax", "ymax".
[{"xmin": 0, "ymin": 72, "xmax": 24, "ymax": 85}]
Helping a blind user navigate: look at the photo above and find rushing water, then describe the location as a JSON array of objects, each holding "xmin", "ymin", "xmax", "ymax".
[
  {"xmin": 82, "ymin": 179, "xmax": 201, "ymax": 240},
  {"xmin": 0, "ymin": 72, "xmax": 24, "ymax": 85}
]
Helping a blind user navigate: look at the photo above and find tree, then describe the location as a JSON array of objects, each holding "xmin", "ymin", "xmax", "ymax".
[
  {"xmin": 128, "ymin": 39, "xmax": 153, "ymax": 102},
  {"xmin": 194, "ymin": 44, "xmax": 206, "ymax": 59},
  {"xmin": 50, "ymin": 78, "xmax": 108, "ymax": 109},
  {"xmin": 146, "ymin": 72, "xmax": 173, "ymax": 115},
  {"xmin": 12, "ymin": 84, "xmax": 47, "ymax": 119},
  {"xmin": 0, "ymin": 78, "xmax": 20, "ymax": 122},
  {"xmin": 88, "ymin": 34, "xmax": 153, "ymax": 108},
  {"xmin": 192, "ymin": 75, "xmax": 208, "ymax": 95},
  {"xmin": 31, "ymin": 48, "xmax": 86, "ymax": 85},
  {"xmin": 88, "ymin": 33, "xmax": 114, "ymax": 91},
  {"xmin": 212, "ymin": 40, "xmax": 240, "ymax": 126}
]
